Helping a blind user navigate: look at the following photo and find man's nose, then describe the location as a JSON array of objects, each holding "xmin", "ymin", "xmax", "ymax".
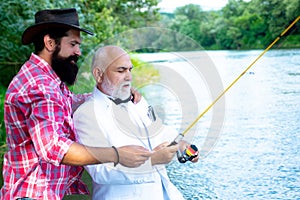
[
  {"xmin": 125, "ymin": 70, "xmax": 132, "ymax": 81},
  {"xmin": 74, "ymin": 45, "xmax": 81, "ymax": 56}
]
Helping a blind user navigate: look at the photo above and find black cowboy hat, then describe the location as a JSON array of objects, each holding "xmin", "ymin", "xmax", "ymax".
[{"xmin": 22, "ymin": 8, "xmax": 93, "ymax": 45}]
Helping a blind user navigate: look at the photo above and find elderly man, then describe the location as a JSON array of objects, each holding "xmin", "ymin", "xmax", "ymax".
[
  {"xmin": 74, "ymin": 45, "xmax": 198, "ymax": 200},
  {"xmin": 1, "ymin": 9, "xmax": 150, "ymax": 199}
]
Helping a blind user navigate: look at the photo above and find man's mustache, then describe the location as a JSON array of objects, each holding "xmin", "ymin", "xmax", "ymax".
[
  {"xmin": 120, "ymin": 81, "xmax": 131, "ymax": 87},
  {"xmin": 66, "ymin": 55, "xmax": 79, "ymax": 63}
]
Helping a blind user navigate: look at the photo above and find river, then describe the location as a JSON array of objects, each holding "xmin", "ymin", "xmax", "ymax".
[{"xmin": 137, "ymin": 49, "xmax": 300, "ymax": 200}]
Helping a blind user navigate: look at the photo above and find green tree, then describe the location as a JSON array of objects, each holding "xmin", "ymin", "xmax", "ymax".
[
  {"xmin": 222, "ymin": 0, "xmax": 247, "ymax": 19},
  {"xmin": 233, "ymin": 13, "xmax": 266, "ymax": 48},
  {"xmin": 169, "ymin": 4, "xmax": 206, "ymax": 46},
  {"xmin": 174, "ymin": 3, "xmax": 203, "ymax": 21},
  {"xmin": 0, "ymin": 1, "xmax": 45, "ymax": 87},
  {"xmin": 255, "ymin": 0, "xmax": 287, "ymax": 43},
  {"xmin": 284, "ymin": 0, "xmax": 300, "ymax": 23},
  {"xmin": 198, "ymin": 11, "xmax": 220, "ymax": 48}
]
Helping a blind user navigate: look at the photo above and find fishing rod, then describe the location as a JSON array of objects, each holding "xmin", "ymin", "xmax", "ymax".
[{"xmin": 171, "ymin": 15, "xmax": 300, "ymax": 163}]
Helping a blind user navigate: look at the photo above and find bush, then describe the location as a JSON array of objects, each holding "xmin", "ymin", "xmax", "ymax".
[
  {"xmin": 0, "ymin": 85, "xmax": 6, "ymax": 188},
  {"xmin": 0, "ymin": 85, "xmax": 6, "ymax": 146}
]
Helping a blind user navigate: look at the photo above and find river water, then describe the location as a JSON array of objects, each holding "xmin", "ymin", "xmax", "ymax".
[{"xmin": 137, "ymin": 49, "xmax": 300, "ymax": 200}]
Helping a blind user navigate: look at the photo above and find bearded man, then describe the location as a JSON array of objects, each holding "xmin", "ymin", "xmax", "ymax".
[
  {"xmin": 73, "ymin": 46, "xmax": 199, "ymax": 200},
  {"xmin": 0, "ymin": 8, "xmax": 151, "ymax": 200}
]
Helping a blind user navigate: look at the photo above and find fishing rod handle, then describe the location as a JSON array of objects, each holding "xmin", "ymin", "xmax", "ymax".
[{"xmin": 168, "ymin": 133, "xmax": 184, "ymax": 147}]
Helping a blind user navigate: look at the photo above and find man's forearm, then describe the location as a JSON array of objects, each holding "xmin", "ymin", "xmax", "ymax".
[
  {"xmin": 61, "ymin": 142, "xmax": 116, "ymax": 166},
  {"xmin": 62, "ymin": 143, "xmax": 152, "ymax": 168}
]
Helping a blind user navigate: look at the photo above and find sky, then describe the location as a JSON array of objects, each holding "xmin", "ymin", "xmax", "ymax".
[{"xmin": 158, "ymin": 0, "xmax": 229, "ymax": 12}]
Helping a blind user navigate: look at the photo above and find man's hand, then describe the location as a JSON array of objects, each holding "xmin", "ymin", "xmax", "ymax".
[
  {"xmin": 117, "ymin": 145, "xmax": 152, "ymax": 167},
  {"xmin": 130, "ymin": 87, "xmax": 141, "ymax": 104},
  {"xmin": 151, "ymin": 142, "xmax": 178, "ymax": 165}
]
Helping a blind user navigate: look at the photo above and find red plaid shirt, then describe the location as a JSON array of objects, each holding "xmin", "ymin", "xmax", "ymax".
[{"xmin": 0, "ymin": 53, "xmax": 89, "ymax": 199}]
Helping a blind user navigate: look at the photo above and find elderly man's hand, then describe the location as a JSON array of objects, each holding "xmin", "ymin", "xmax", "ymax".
[
  {"xmin": 130, "ymin": 87, "xmax": 141, "ymax": 104},
  {"xmin": 151, "ymin": 142, "xmax": 178, "ymax": 165}
]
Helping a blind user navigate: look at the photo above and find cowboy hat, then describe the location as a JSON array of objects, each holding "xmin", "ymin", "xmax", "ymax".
[{"xmin": 22, "ymin": 8, "xmax": 93, "ymax": 45}]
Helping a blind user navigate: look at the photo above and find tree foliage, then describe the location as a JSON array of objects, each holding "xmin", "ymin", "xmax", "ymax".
[
  {"xmin": 0, "ymin": 0, "xmax": 299, "ymax": 87},
  {"xmin": 164, "ymin": 0, "xmax": 300, "ymax": 50}
]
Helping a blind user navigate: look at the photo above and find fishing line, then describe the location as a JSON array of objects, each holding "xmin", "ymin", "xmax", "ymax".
[{"xmin": 171, "ymin": 15, "xmax": 300, "ymax": 145}]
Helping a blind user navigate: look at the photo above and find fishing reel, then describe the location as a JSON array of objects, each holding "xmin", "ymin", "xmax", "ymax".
[
  {"xmin": 169, "ymin": 133, "xmax": 199, "ymax": 163},
  {"xmin": 176, "ymin": 144, "xmax": 198, "ymax": 163}
]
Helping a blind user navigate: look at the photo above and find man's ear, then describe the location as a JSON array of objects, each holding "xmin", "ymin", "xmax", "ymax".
[
  {"xmin": 93, "ymin": 67, "xmax": 104, "ymax": 83},
  {"xmin": 44, "ymin": 34, "xmax": 56, "ymax": 52}
]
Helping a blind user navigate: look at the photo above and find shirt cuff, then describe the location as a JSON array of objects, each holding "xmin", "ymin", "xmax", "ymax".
[{"xmin": 51, "ymin": 137, "xmax": 74, "ymax": 166}]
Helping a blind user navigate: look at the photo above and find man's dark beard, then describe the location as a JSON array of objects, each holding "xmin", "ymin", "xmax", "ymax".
[{"xmin": 51, "ymin": 48, "xmax": 79, "ymax": 85}]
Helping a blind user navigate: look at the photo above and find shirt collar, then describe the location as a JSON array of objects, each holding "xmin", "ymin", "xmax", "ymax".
[
  {"xmin": 92, "ymin": 87, "xmax": 132, "ymax": 107},
  {"xmin": 92, "ymin": 87, "xmax": 112, "ymax": 110},
  {"xmin": 108, "ymin": 96, "xmax": 131, "ymax": 105},
  {"xmin": 30, "ymin": 53, "xmax": 62, "ymax": 85}
]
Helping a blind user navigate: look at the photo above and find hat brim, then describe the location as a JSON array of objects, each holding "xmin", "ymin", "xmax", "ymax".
[{"xmin": 22, "ymin": 22, "xmax": 94, "ymax": 45}]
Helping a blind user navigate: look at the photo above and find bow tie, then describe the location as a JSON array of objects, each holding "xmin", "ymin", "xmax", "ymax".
[{"xmin": 109, "ymin": 96, "xmax": 131, "ymax": 105}]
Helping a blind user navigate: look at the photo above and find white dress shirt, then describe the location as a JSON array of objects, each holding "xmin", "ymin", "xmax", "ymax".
[{"xmin": 73, "ymin": 87, "xmax": 184, "ymax": 200}]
